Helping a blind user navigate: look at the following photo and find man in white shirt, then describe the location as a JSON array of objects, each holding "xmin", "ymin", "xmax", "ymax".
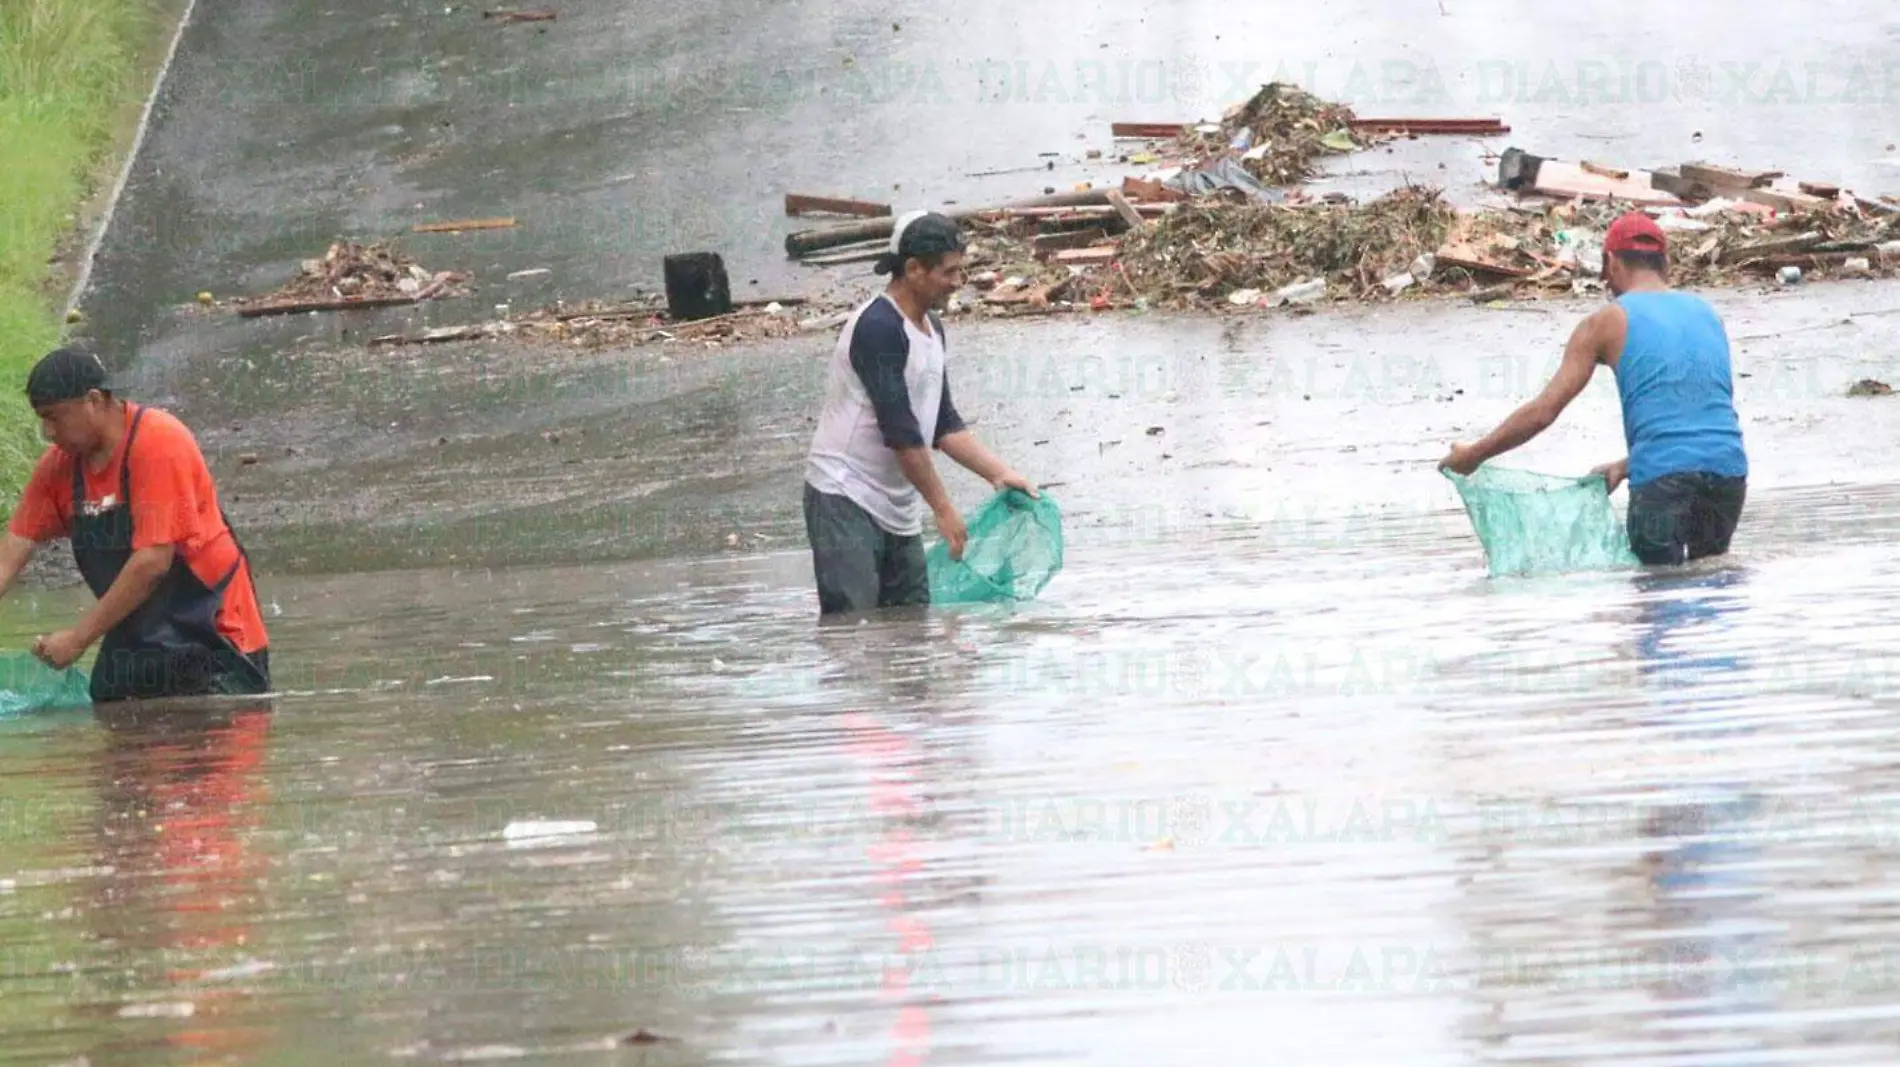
[{"xmin": 803, "ymin": 211, "xmax": 1038, "ymax": 617}]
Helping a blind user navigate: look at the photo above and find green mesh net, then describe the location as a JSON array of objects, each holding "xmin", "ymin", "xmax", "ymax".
[
  {"xmin": 927, "ymin": 489, "xmax": 1065, "ymax": 604},
  {"xmin": 0, "ymin": 654, "xmax": 90, "ymax": 715},
  {"xmin": 1444, "ymin": 465, "xmax": 1641, "ymax": 577}
]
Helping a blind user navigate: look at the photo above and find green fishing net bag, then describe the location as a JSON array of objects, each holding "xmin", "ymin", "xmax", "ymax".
[
  {"xmin": 0, "ymin": 654, "xmax": 90, "ymax": 715},
  {"xmin": 1444, "ymin": 465, "xmax": 1641, "ymax": 577},
  {"xmin": 927, "ymin": 489, "xmax": 1065, "ymax": 604}
]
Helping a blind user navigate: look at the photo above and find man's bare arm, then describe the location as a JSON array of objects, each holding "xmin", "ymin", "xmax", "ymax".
[
  {"xmin": 1465, "ymin": 307, "xmax": 1616, "ymax": 465},
  {"xmin": 0, "ymin": 534, "xmax": 37, "ymax": 602},
  {"xmin": 937, "ymin": 430, "xmax": 1007, "ymax": 484},
  {"xmin": 895, "ymin": 446, "xmax": 956, "ymax": 515}
]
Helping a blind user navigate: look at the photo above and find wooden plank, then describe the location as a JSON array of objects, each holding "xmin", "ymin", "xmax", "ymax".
[
  {"xmin": 1111, "ymin": 122, "xmax": 1185, "ymax": 139},
  {"xmin": 1529, "ymin": 160, "xmax": 1682, "ymax": 207},
  {"xmin": 1742, "ymin": 187, "xmax": 1831, "ymax": 213},
  {"xmin": 1798, "ymin": 181, "xmax": 1842, "ymax": 199},
  {"xmin": 784, "ymin": 193, "xmax": 891, "ymax": 219},
  {"xmin": 1726, "ymin": 231, "xmax": 1824, "ymax": 261},
  {"xmin": 482, "ymin": 8, "xmax": 557, "ymax": 21},
  {"xmin": 1581, "ymin": 160, "xmax": 1629, "ymax": 180},
  {"xmin": 1679, "ymin": 163, "xmax": 1781, "ymax": 191},
  {"xmin": 1348, "ymin": 117, "xmax": 1509, "ymax": 134},
  {"xmin": 413, "ymin": 217, "xmax": 517, "ymax": 233},
  {"xmin": 238, "ymin": 293, "xmax": 419, "ymax": 318},
  {"xmin": 368, "ymin": 325, "xmax": 493, "ymax": 347},
  {"xmin": 1105, "ymin": 189, "xmax": 1146, "ymax": 230},
  {"xmin": 1054, "ymin": 246, "xmax": 1120, "ymax": 265}
]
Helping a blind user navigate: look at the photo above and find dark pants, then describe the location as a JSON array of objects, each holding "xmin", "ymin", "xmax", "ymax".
[
  {"xmin": 1628, "ymin": 473, "xmax": 1747, "ymax": 566},
  {"xmin": 802, "ymin": 484, "xmax": 929, "ymax": 616}
]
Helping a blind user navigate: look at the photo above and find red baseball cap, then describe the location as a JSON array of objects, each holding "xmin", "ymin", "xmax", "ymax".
[{"xmin": 1604, "ymin": 211, "xmax": 1667, "ymax": 254}]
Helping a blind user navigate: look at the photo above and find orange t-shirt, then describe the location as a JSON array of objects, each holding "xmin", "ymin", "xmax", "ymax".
[{"xmin": 8, "ymin": 402, "xmax": 269, "ymax": 655}]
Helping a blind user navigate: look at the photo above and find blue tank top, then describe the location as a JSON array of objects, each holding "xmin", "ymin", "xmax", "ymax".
[{"xmin": 1612, "ymin": 291, "xmax": 1748, "ymax": 487}]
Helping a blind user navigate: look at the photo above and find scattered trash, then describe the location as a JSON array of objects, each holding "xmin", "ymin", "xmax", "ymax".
[
  {"xmin": 195, "ymin": 291, "xmax": 213, "ymax": 305},
  {"xmin": 1848, "ymin": 379, "xmax": 1893, "ymax": 397},
  {"xmin": 1845, "ymin": 256, "xmax": 1873, "ymax": 274},
  {"xmin": 622, "ymin": 1030, "xmax": 677, "ymax": 1046},
  {"xmin": 1227, "ymin": 288, "xmax": 1262, "ymax": 306},
  {"xmin": 1383, "ymin": 271, "xmax": 1416, "ymax": 294},
  {"xmin": 506, "ymin": 267, "xmax": 551, "ymax": 279},
  {"xmin": 1275, "ymin": 278, "xmax": 1327, "ymax": 305},
  {"xmin": 1777, "ymin": 265, "xmax": 1804, "ymax": 285}
]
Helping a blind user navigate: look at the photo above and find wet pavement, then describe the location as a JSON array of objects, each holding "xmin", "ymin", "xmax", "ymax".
[{"xmin": 18, "ymin": 0, "xmax": 1900, "ymax": 1063}]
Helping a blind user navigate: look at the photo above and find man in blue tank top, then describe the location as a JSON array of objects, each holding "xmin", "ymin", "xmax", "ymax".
[{"xmin": 1439, "ymin": 211, "xmax": 1748, "ymax": 566}]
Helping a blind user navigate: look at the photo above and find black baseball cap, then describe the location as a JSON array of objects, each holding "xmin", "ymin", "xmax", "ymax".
[
  {"xmin": 874, "ymin": 211, "xmax": 967, "ymax": 275},
  {"xmin": 25, "ymin": 346, "xmax": 116, "ymax": 407}
]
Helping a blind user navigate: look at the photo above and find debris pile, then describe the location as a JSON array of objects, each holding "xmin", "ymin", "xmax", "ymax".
[
  {"xmin": 235, "ymin": 241, "xmax": 468, "ymax": 318},
  {"xmin": 1119, "ymin": 186, "xmax": 1458, "ymax": 304},
  {"xmin": 1173, "ymin": 82, "xmax": 1366, "ymax": 187}
]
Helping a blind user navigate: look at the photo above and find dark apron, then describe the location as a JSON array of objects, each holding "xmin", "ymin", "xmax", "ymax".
[{"xmin": 71, "ymin": 407, "xmax": 269, "ymax": 704}]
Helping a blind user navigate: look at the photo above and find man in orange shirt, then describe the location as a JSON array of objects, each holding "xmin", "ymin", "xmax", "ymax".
[{"xmin": 0, "ymin": 347, "xmax": 270, "ymax": 703}]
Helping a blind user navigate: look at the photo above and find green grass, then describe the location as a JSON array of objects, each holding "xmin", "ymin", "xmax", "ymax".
[{"xmin": 0, "ymin": 0, "xmax": 159, "ymax": 502}]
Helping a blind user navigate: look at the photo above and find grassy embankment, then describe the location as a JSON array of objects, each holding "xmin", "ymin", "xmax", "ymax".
[{"xmin": 0, "ymin": 0, "xmax": 169, "ymax": 503}]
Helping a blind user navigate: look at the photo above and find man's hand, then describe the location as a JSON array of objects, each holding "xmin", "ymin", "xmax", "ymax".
[
  {"xmin": 1591, "ymin": 458, "xmax": 1629, "ymax": 493},
  {"xmin": 992, "ymin": 469, "xmax": 1039, "ymax": 498},
  {"xmin": 32, "ymin": 629, "xmax": 90, "ymax": 671},
  {"xmin": 934, "ymin": 504, "xmax": 968, "ymax": 562},
  {"xmin": 1439, "ymin": 442, "xmax": 1485, "ymax": 476}
]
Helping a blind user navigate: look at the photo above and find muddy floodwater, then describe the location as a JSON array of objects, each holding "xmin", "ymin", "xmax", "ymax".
[
  {"xmin": 7, "ymin": 460, "xmax": 1900, "ymax": 1065},
  {"xmin": 22, "ymin": 0, "xmax": 1900, "ymax": 1061}
]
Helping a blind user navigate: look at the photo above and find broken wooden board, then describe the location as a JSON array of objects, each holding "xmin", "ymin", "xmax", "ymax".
[
  {"xmin": 1742, "ymin": 187, "xmax": 1833, "ymax": 213},
  {"xmin": 784, "ymin": 193, "xmax": 891, "ymax": 219},
  {"xmin": 368, "ymin": 324, "xmax": 495, "ymax": 347},
  {"xmin": 1799, "ymin": 181, "xmax": 1843, "ymax": 198},
  {"xmin": 1725, "ymin": 231, "xmax": 1823, "ymax": 262},
  {"xmin": 1053, "ymin": 246, "xmax": 1120, "ymax": 265},
  {"xmin": 1348, "ymin": 117, "xmax": 1509, "ymax": 135},
  {"xmin": 1434, "ymin": 218, "xmax": 1534, "ymax": 278},
  {"xmin": 1527, "ymin": 160, "xmax": 1682, "ymax": 207},
  {"xmin": 238, "ymin": 293, "xmax": 422, "ymax": 318},
  {"xmin": 1679, "ymin": 163, "xmax": 1782, "ymax": 192},
  {"xmin": 1581, "ymin": 161, "xmax": 1629, "ymax": 180},
  {"xmin": 1111, "ymin": 122, "xmax": 1185, "ymax": 139},
  {"xmin": 483, "ymin": 8, "xmax": 557, "ymax": 21},
  {"xmin": 1105, "ymin": 189, "xmax": 1146, "ymax": 230},
  {"xmin": 413, "ymin": 217, "xmax": 517, "ymax": 233}
]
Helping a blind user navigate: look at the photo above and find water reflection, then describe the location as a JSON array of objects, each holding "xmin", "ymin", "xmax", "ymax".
[
  {"xmin": 1630, "ymin": 566, "xmax": 1779, "ymax": 1060},
  {"xmin": 85, "ymin": 700, "xmax": 276, "ymax": 1065}
]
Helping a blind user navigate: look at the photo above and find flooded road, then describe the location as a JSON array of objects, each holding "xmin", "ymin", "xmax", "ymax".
[
  {"xmin": 6, "ymin": 476, "xmax": 1900, "ymax": 1065},
  {"xmin": 20, "ymin": 0, "xmax": 1900, "ymax": 1061}
]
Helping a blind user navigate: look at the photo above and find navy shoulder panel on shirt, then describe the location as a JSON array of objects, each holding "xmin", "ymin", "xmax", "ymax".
[{"xmin": 848, "ymin": 298, "xmax": 925, "ymax": 449}]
